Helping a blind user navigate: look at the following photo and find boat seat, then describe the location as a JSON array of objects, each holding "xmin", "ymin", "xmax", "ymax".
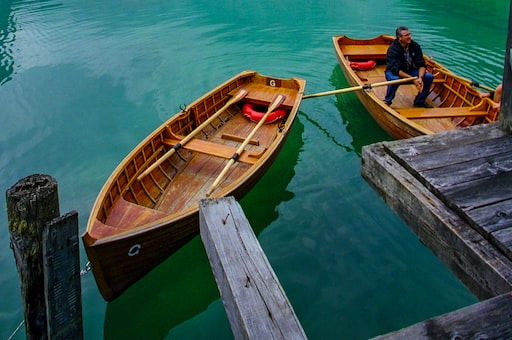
[
  {"xmin": 341, "ymin": 44, "xmax": 389, "ymax": 60},
  {"xmin": 234, "ymin": 82, "xmax": 298, "ymax": 109},
  {"xmin": 397, "ymin": 107, "xmax": 490, "ymax": 119},
  {"xmin": 163, "ymin": 138, "xmax": 264, "ymax": 164},
  {"xmin": 221, "ymin": 133, "xmax": 260, "ymax": 146}
]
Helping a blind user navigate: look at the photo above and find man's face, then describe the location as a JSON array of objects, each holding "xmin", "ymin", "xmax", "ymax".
[{"xmin": 398, "ymin": 30, "xmax": 412, "ymax": 45}]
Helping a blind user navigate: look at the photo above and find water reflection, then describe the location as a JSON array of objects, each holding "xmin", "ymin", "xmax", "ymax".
[
  {"xmin": 329, "ymin": 65, "xmax": 393, "ymax": 155},
  {"xmin": 0, "ymin": 1, "xmax": 15, "ymax": 85},
  {"xmin": 104, "ymin": 119, "xmax": 304, "ymax": 338}
]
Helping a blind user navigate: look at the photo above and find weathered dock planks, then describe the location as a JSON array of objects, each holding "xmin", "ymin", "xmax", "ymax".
[
  {"xmin": 199, "ymin": 197, "xmax": 307, "ymax": 340},
  {"xmin": 361, "ymin": 122, "xmax": 512, "ymax": 300},
  {"xmin": 373, "ymin": 292, "xmax": 512, "ymax": 339}
]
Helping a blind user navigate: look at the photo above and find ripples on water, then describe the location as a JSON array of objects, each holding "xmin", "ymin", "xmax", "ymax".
[{"xmin": 0, "ymin": 0, "xmax": 508, "ymax": 339}]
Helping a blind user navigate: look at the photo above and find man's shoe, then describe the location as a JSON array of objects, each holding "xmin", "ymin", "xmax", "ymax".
[
  {"xmin": 414, "ymin": 102, "xmax": 433, "ymax": 108},
  {"xmin": 384, "ymin": 100, "xmax": 391, "ymax": 106}
]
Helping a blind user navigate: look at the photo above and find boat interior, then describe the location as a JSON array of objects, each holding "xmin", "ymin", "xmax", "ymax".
[
  {"xmin": 339, "ymin": 40, "xmax": 499, "ymax": 133},
  {"xmin": 89, "ymin": 77, "xmax": 302, "ymax": 238}
]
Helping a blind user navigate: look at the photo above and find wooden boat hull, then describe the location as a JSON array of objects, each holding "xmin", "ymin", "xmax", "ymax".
[
  {"xmin": 82, "ymin": 71, "xmax": 306, "ymax": 301},
  {"xmin": 332, "ymin": 34, "xmax": 499, "ymax": 139}
]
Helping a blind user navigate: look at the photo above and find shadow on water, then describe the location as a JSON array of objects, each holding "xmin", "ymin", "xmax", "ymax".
[
  {"xmin": 103, "ymin": 118, "xmax": 305, "ymax": 339},
  {"xmin": 0, "ymin": 1, "xmax": 15, "ymax": 85},
  {"xmin": 329, "ymin": 65, "xmax": 393, "ymax": 154}
]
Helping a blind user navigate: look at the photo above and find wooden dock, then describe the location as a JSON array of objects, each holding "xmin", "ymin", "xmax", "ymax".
[
  {"xmin": 362, "ymin": 122, "xmax": 512, "ymax": 337},
  {"xmin": 199, "ymin": 197, "xmax": 307, "ymax": 339}
]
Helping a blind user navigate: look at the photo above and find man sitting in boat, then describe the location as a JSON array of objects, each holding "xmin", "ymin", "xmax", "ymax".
[{"xmin": 384, "ymin": 26, "xmax": 434, "ymax": 108}]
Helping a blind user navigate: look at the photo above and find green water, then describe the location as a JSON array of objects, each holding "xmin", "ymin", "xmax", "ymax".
[{"xmin": 0, "ymin": 0, "xmax": 508, "ymax": 339}]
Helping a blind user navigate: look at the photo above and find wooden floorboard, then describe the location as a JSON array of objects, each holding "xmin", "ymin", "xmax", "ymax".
[{"xmin": 155, "ymin": 112, "xmax": 277, "ymax": 214}]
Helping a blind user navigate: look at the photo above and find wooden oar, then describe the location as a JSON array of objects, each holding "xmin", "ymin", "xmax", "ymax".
[
  {"xmin": 206, "ymin": 94, "xmax": 286, "ymax": 197},
  {"xmin": 433, "ymin": 67, "xmax": 495, "ymax": 92},
  {"xmin": 137, "ymin": 89, "xmax": 248, "ymax": 181},
  {"xmin": 302, "ymin": 77, "xmax": 417, "ymax": 99}
]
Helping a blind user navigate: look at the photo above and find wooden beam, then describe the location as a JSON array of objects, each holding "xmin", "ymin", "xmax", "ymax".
[
  {"xmin": 199, "ymin": 197, "xmax": 306, "ymax": 339},
  {"xmin": 373, "ymin": 293, "xmax": 512, "ymax": 339}
]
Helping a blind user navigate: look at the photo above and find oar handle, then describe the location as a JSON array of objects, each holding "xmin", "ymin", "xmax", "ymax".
[
  {"xmin": 302, "ymin": 77, "xmax": 417, "ymax": 99},
  {"xmin": 137, "ymin": 89, "xmax": 248, "ymax": 181},
  {"xmin": 206, "ymin": 94, "xmax": 286, "ymax": 197}
]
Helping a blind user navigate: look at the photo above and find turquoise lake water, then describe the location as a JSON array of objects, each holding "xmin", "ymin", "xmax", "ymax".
[{"xmin": 0, "ymin": 0, "xmax": 508, "ymax": 339}]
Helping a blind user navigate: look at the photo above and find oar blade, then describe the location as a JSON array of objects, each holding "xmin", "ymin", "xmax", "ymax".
[{"xmin": 267, "ymin": 94, "xmax": 286, "ymax": 113}]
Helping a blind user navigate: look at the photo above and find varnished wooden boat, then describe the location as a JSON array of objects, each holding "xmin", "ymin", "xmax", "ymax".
[
  {"xmin": 82, "ymin": 71, "xmax": 306, "ymax": 301},
  {"xmin": 333, "ymin": 34, "xmax": 500, "ymax": 139}
]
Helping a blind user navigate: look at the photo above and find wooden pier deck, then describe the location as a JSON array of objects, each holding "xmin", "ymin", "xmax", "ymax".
[
  {"xmin": 199, "ymin": 197, "xmax": 307, "ymax": 339},
  {"xmin": 362, "ymin": 122, "xmax": 512, "ymax": 337}
]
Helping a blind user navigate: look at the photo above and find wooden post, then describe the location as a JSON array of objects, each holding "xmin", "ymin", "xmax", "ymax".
[
  {"xmin": 6, "ymin": 174, "xmax": 83, "ymax": 339},
  {"xmin": 199, "ymin": 197, "xmax": 306, "ymax": 340},
  {"xmin": 500, "ymin": 0, "xmax": 512, "ymax": 131},
  {"xmin": 43, "ymin": 211, "xmax": 83, "ymax": 339},
  {"xmin": 6, "ymin": 174, "xmax": 60, "ymax": 339}
]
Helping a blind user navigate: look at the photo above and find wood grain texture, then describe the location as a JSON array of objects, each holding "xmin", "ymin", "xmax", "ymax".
[{"xmin": 200, "ymin": 197, "xmax": 306, "ymax": 339}]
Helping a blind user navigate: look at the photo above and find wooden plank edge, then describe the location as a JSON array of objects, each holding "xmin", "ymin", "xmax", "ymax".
[
  {"xmin": 372, "ymin": 292, "xmax": 512, "ymax": 339},
  {"xmin": 199, "ymin": 197, "xmax": 307, "ymax": 339}
]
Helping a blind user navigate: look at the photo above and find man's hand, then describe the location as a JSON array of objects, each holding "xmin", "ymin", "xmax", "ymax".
[{"xmin": 414, "ymin": 77, "xmax": 424, "ymax": 93}]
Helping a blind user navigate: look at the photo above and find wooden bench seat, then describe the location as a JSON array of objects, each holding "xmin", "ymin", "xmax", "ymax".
[
  {"xmin": 163, "ymin": 138, "xmax": 264, "ymax": 164},
  {"xmin": 397, "ymin": 107, "xmax": 489, "ymax": 119},
  {"xmin": 234, "ymin": 82, "xmax": 298, "ymax": 109},
  {"xmin": 341, "ymin": 44, "xmax": 389, "ymax": 59}
]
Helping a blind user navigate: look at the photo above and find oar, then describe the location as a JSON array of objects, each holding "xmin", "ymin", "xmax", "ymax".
[
  {"xmin": 206, "ymin": 94, "xmax": 286, "ymax": 197},
  {"xmin": 302, "ymin": 77, "xmax": 417, "ymax": 99},
  {"xmin": 433, "ymin": 67, "xmax": 495, "ymax": 92},
  {"xmin": 137, "ymin": 89, "xmax": 248, "ymax": 181}
]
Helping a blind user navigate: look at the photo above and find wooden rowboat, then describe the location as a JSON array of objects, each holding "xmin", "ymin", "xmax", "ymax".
[
  {"xmin": 332, "ymin": 34, "xmax": 500, "ymax": 139},
  {"xmin": 82, "ymin": 71, "xmax": 306, "ymax": 301}
]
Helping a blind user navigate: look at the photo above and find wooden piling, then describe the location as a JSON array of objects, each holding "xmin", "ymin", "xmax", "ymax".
[
  {"xmin": 6, "ymin": 174, "xmax": 83, "ymax": 339},
  {"xmin": 199, "ymin": 197, "xmax": 306, "ymax": 340},
  {"xmin": 6, "ymin": 174, "xmax": 60, "ymax": 339},
  {"xmin": 500, "ymin": 0, "xmax": 512, "ymax": 131},
  {"xmin": 43, "ymin": 211, "xmax": 83, "ymax": 339}
]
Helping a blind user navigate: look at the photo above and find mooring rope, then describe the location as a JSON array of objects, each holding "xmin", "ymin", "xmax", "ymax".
[
  {"xmin": 6, "ymin": 261, "xmax": 91, "ymax": 339},
  {"xmin": 80, "ymin": 261, "xmax": 92, "ymax": 276},
  {"xmin": 6, "ymin": 319, "xmax": 24, "ymax": 340}
]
